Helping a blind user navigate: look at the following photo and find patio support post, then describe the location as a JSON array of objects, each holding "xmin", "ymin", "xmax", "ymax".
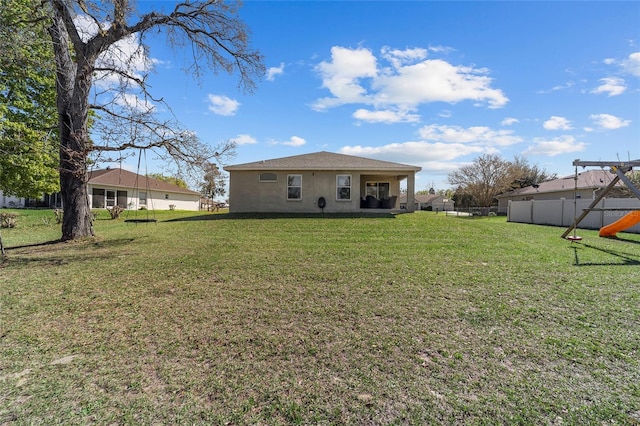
[{"xmin": 406, "ymin": 173, "xmax": 416, "ymax": 212}]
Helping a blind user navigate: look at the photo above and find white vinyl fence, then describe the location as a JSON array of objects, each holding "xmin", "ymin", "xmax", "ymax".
[{"xmin": 507, "ymin": 198, "xmax": 640, "ymax": 234}]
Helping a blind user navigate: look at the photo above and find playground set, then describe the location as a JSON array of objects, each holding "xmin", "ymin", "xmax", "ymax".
[{"xmin": 562, "ymin": 159, "xmax": 640, "ymax": 241}]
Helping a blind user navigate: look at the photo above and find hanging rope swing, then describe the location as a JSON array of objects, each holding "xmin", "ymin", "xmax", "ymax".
[{"xmin": 124, "ymin": 148, "xmax": 157, "ymax": 224}]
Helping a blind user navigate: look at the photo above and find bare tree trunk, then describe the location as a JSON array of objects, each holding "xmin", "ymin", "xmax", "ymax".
[
  {"xmin": 42, "ymin": 0, "xmax": 263, "ymax": 240},
  {"xmin": 59, "ymin": 116, "xmax": 93, "ymax": 240},
  {"xmin": 49, "ymin": 6, "xmax": 94, "ymax": 240}
]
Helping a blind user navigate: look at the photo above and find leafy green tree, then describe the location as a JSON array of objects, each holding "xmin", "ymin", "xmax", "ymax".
[
  {"xmin": 0, "ymin": 0, "xmax": 59, "ymax": 198},
  {"xmin": 147, "ymin": 173, "xmax": 188, "ymax": 189},
  {"xmin": 23, "ymin": 0, "xmax": 263, "ymax": 240}
]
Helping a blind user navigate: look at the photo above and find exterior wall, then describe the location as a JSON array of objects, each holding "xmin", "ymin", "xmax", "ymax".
[
  {"xmin": 228, "ymin": 170, "xmax": 404, "ymax": 213},
  {"xmin": 507, "ymin": 198, "xmax": 640, "ymax": 234},
  {"xmin": 88, "ymin": 184, "xmax": 199, "ymax": 211},
  {"xmin": 0, "ymin": 191, "xmax": 25, "ymax": 208}
]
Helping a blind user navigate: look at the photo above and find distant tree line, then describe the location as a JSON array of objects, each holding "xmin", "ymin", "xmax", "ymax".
[{"xmin": 448, "ymin": 154, "xmax": 557, "ymax": 208}]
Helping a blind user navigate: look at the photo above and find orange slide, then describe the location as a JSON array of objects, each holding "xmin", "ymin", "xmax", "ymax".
[{"xmin": 599, "ymin": 210, "xmax": 640, "ymax": 237}]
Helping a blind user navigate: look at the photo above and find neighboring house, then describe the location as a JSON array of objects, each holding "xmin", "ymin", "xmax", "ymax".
[
  {"xmin": 399, "ymin": 193, "xmax": 455, "ymax": 211},
  {"xmin": 496, "ymin": 170, "xmax": 627, "ymax": 214},
  {"xmin": 224, "ymin": 151, "xmax": 421, "ymax": 214},
  {"xmin": 87, "ymin": 168, "xmax": 200, "ymax": 211},
  {"xmin": 0, "ymin": 191, "xmax": 25, "ymax": 208}
]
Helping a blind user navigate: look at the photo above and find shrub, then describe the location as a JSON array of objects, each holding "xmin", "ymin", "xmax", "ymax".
[
  {"xmin": 53, "ymin": 209, "xmax": 63, "ymax": 224},
  {"xmin": 108, "ymin": 205, "xmax": 125, "ymax": 219},
  {"xmin": 0, "ymin": 212, "xmax": 17, "ymax": 228}
]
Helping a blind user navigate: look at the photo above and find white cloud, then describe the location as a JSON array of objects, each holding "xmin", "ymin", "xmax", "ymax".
[
  {"xmin": 621, "ymin": 52, "xmax": 640, "ymax": 77},
  {"xmin": 231, "ymin": 134, "xmax": 257, "ymax": 145},
  {"xmin": 589, "ymin": 113, "xmax": 631, "ymax": 130},
  {"xmin": 266, "ymin": 63, "xmax": 285, "ymax": 81},
  {"xmin": 207, "ymin": 94, "xmax": 240, "ymax": 116},
  {"xmin": 337, "ymin": 122, "xmax": 529, "ymax": 175},
  {"xmin": 352, "ymin": 108, "xmax": 420, "ymax": 124},
  {"xmin": 272, "ymin": 136, "xmax": 306, "ymax": 147},
  {"xmin": 312, "ymin": 45, "xmax": 508, "ymax": 117},
  {"xmin": 501, "ymin": 117, "xmax": 519, "ymax": 126},
  {"xmin": 313, "ymin": 46, "xmax": 378, "ymax": 110},
  {"xmin": 417, "ymin": 124, "xmax": 523, "ymax": 147},
  {"xmin": 536, "ymin": 81, "xmax": 575, "ymax": 94},
  {"xmin": 427, "ymin": 45, "xmax": 455, "ymax": 54},
  {"xmin": 543, "ymin": 116, "xmax": 572, "ymax": 131},
  {"xmin": 591, "ymin": 77, "xmax": 626, "ymax": 96},
  {"xmin": 380, "ymin": 46, "xmax": 428, "ymax": 69},
  {"xmin": 339, "ymin": 141, "xmax": 483, "ymax": 164},
  {"xmin": 523, "ymin": 136, "xmax": 587, "ymax": 156},
  {"xmin": 553, "ymin": 81, "xmax": 575, "ymax": 92},
  {"xmin": 373, "ymin": 59, "xmax": 508, "ymax": 109}
]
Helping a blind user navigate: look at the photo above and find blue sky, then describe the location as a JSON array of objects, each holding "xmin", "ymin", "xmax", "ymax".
[{"xmin": 98, "ymin": 1, "xmax": 640, "ymax": 192}]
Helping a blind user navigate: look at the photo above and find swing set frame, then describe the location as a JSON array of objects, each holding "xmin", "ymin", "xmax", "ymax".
[{"xmin": 561, "ymin": 159, "xmax": 640, "ymax": 240}]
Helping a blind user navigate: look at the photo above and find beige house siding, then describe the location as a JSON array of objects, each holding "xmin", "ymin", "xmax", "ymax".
[
  {"xmin": 229, "ymin": 170, "xmax": 403, "ymax": 213},
  {"xmin": 225, "ymin": 151, "xmax": 420, "ymax": 214}
]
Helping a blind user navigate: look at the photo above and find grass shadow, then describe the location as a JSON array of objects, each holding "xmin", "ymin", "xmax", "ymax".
[
  {"xmin": 2, "ymin": 239, "xmax": 63, "ymax": 251},
  {"xmin": 164, "ymin": 212, "xmax": 397, "ymax": 222},
  {"xmin": 1, "ymin": 237, "xmax": 137, "ymax": 269},
  {"xmin": 3, "ymin": 251, "xmax": 119, "ymax": 268},
  {"xmin": 572, "ymin": 241, "xmax": 640, "ymax": 266}
]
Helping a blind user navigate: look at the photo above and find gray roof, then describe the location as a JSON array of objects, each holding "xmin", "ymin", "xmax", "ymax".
[
  {"xmin": 496, "ymin": 169, "xmax": 625, "ymax": 198},
  {"xmin": 224, "ymin": 151, "xmax": 422, "ymax": 172}
]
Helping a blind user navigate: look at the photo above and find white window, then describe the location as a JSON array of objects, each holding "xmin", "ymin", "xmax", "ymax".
[
  {"xmin": 259, "ymin": 172, "xmax": 278, "ymax": 182},
  {"xmin": 139, "ymin": 191, "xmax": 147, "ymax": 206},
  {"xmin": 287, "ymin": 174, "xmax": 302, "ymax": 200},
  {"xmin": 336, "ymin": 175, "xmax": 351, "ymax": 201}
]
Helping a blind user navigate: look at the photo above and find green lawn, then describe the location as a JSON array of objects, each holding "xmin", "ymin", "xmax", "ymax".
[{"xmin": 1, "ymin": 209, "xmax": 639, "ymax": 425}]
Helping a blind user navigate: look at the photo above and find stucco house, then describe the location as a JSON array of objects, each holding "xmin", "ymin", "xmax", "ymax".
[
  {"xmin": 224, "ymin": 151, "xmax": 421, "ymax": 214},
  {"xmin": 87, "ymin": 168, "xmax": 201, "ymax": 211},
  {"xmin": 399, "ymin": 193, "xmax": 455, "ymax": 211},
  {"xmin": 496, "ymin": 169, "xmax": 626, "ymax": 214}
]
